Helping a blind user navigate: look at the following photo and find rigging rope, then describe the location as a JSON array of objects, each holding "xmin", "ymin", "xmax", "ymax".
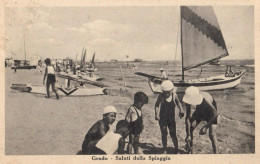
[{"xmin": 173, "ymin": 19, "xmax": 180, "ymax": 70}]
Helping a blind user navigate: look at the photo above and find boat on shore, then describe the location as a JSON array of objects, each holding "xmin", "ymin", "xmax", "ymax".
[{"xmin": 135, "ymin": 6, "xmax": 245, "ymax": 93}]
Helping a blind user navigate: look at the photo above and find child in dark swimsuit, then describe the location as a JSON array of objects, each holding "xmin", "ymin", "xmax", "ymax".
[
  {"xmin": 125, "ymin": 92, "xmax": 148, "ymax": 154},
  {"xmin": 183, "ymin": 86, "xmax": 218, "ymax": 154},
  {"xmin": 155, "ymin": 80, "xmax": 184, "ymax": 154}
]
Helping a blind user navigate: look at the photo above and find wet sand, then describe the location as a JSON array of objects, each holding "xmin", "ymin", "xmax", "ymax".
[{"xmin": 5, "ymin": 63, "xmax": 255, "ymax": 154}]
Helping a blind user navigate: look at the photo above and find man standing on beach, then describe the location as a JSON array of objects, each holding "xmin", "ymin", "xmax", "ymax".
[
  {"xmin": 160, "ymin": 68, "xmax": 168, "ymax": 79},
  {"xmin": 183, "ymin": 86, "xmax": 219, "ymax": 154}
]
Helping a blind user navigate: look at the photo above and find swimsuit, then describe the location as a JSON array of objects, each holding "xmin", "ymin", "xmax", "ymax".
[
  {"xmin": 193, "ymin": 98, "xmax": 218, "ymax": 125},
  {"xmin": 129, "ymin": 106, "xmax": 143, "ymax": 135},
  {"xmin": 159, "ymin": 93, "xmax": 176, "ymax": 126}
]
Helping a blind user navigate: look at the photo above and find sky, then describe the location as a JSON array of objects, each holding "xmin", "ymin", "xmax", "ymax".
[{"xmin": 5, "ymin": 6, "xmax": 254, "ymax": 61}]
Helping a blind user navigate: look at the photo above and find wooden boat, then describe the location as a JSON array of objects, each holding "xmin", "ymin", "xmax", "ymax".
[
  {"xmin": 11, "ymin": 65, "xmax": 37, "ymax": 69},
  {"xmin": 11, "ymin": 84, "xmax": 106, "ymax": 96},
  {"xmin": 11, "ymin": 70, "xmax": 108, "ymax": 96},
  {"xmin": 135, "ymin": 6, "xmax": 245, "ymax": 93}
]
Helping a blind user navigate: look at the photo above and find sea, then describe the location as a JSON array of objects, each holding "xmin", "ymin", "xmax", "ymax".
[{"xmin": 96, "ymin": 59, "xmax": 255, "ymax": 129}]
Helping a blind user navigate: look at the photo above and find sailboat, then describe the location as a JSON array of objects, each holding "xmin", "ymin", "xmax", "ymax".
[
  {"xmin": 135, "ymin": 6, "xmax": 245, "ymax": 93},
  {"xmin": 11, "ymin": 36, "xmax": 37, "ymax": 70}
]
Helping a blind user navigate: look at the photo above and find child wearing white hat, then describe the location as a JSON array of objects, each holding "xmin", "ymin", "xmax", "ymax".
[
  {"xmin": 81, "ymin": 106, "xmax": 117, "ymax": 154},
  {"xmin": 155, "ymin": 80, "xmax": 184, "ymax": 154},
  {"xmin": 182, "ymin": 86, "xmax": 218, "ymax": 154}
]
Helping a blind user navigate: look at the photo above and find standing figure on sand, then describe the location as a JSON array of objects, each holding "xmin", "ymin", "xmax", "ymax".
[
  {"xmin": 155, "ymin": 80, "xmax": 184, "ymax": 154},
  {"xmin": 125, "ymin": 92, "xmax": 149, "ymax": 154},
  {"xmin": 183, "ymin": 86, "xmax": 219, "ymax": 154},
  {"xmin": 160, "ymin": 68, "xmax": 168, "ymax": 79},
  {"xmin": 43, "ymin": 58, "xmax": 59, "ymax": 99}
]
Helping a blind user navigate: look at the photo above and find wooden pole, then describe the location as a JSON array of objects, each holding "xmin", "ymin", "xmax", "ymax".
[{"xmin": 120, "ymin": 65, "xmax": 127, "ymax": 91}]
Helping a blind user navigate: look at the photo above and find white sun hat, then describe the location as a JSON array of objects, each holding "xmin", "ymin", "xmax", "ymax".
[
  {"xmin": 183, "ymin": 86, "xmax": 203, "ymax": 105},
  {"xmin": 103, "ymin": 106, "xmax": 117, "ymax": 114},
  {"xmin": 160, "ymin": 68, "xmax": 164, "ymax": 71},
  {"xmin": 161, "ymin": 80, "xmax": 174, "ymax": 91}
]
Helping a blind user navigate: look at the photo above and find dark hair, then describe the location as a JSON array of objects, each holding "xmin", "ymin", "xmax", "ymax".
[
  {"xmin": 134, "ymin": 92, "xmax": 148, "ymax": 104},
  {"xmin": 116, "ymin": 120, "xmax": 129, "ymax": 130},
  {"xmin": 44, "ymin": 58, "xmax": 51, "ymax": 65}
]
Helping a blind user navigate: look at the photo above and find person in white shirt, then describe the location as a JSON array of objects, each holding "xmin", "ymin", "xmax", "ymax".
[
  {"xmin": 43, "ymin": 58, "xmax": 59, "ymax": 99},
  {"xmin": 160, "ymin": 68, "xmax": 168, "ymax": 79}
]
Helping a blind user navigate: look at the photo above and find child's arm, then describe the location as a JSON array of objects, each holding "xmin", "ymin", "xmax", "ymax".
[
  {"xmin": 199, "ymin": 99, "xmax": 218, "ymax": 135},
  {"xmin": 154, "ymin": 94, "xmax": 162, "ymax": 120},
  {"xmin": 204, "ymin": 99, "xmax": 218, "ymax": 128},
  {"xmin": 117, "ymin": 137, "xmax": 125, "ymax": 154},
  {"xmin": 125, "ymin": 107, "xmax": 133, "ymax": 123},
  {"xmin": 185, "ymin": 104, "xmax": 192, "ymax": 141},
  {"xmin": 43, "ymin": 67, "xmax": 47, "ymax": 84},
  {"xmin": 174, "ymin": 94, "xmax": 184, "ymax": 118}
]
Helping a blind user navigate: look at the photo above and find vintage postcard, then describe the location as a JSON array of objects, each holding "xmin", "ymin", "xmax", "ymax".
[{"xmin": 0, "ymin": 0, "xmax": 259, "ymax": 163}]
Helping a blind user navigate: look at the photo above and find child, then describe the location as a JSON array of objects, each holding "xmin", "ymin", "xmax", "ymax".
[
  {"xmin": 81, "ymin": 106, "xmax": 117, "ymax": 154},
  {"xmin": 93, "ymin": 120, "xmax": 130, "ymax": 154},
  {"xmin": 43, "ymin": 58, "xmax": 59, "ymax": 99},
  {"xmin": 125, "ymin": 92, "xmax": 148, "ymax": 154},
  {"xmin": 182, "ymin": 86, "xmax": 218, "ymax": 154},
  {"xmin": 155, "ymin": 80, "xmax": 184, "ymax": 154}
]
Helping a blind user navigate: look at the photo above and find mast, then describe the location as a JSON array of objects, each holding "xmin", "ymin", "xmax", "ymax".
[{"xmin": 180, "ymin": 7, "xmax": 184, "ymax": 81}]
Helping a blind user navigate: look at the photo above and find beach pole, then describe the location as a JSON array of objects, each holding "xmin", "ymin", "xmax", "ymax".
[{"xmin": 120, "ymin": 65, "xmax": 127, "ymax": 91}]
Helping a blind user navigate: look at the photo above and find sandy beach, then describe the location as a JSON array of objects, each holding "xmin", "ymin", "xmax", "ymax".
[{"xmin": 5, "ymin": 62, "xmax": 255, "ymax": 155}]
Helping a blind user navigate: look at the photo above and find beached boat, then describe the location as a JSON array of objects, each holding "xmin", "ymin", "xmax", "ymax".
[
  {"xmin": 58, "ymin": 71, "xmax": 104, "ymax": 82},
  {"xmin": 11, "ymin": 83, "xmax": 106, "ymax": 96},
  {"xmin": 11, "ymin": 71, "xmax": 107, "ymax": 96},
  {"xmin": 135, "ymin": 6, "xmax": 245, "ymax": 93}
]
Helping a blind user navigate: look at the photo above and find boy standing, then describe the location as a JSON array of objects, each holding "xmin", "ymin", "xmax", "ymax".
[
  {"xmin": 43, "ymin": 58, "xmax": 59, "ymax": 99},
  {"xmin": 81, "ymin": 106, "xmax": 117, "ymax": 154},
  {"xmin": 155, "ymin": 80, "xmax": 184, "ymax": 154},
  {"xmin": 125, "ymin": 92, "xmax": 149, "ymax": 154},
  {"xmin": 182, "ymin": 86, "xmax": 218, "ymax": 154}
]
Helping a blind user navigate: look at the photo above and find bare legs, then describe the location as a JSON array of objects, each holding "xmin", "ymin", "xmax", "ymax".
[
  {"xmin": 46, "ymin": 80, "xmax": 59, "ymax": 99},
  {"xmin": 128, "ymin": 133, "xmax": 140, "ymax": 154},
  {"xmin": 159, "ymin": 122, "xmax": 178, "ymax": 153}
]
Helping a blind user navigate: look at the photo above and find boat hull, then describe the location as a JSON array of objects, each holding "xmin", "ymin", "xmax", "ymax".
[
  {"xmin": 147, "ymin": 70, "xmax": 245, "ymax": 93},
  {"xmin": 11, "ymin": 84, "xmax": 106, "ymax": 96},
  {"xmin": 11, "ymin": 65, "xmax": 37, "ymax": 69}
]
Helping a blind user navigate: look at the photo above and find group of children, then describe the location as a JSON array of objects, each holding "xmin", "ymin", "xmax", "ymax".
[
  {"xmin": 81, "ymin": 80, "xmax": 219, "ymax": 155},
  {"xmin": 41, "ymin": 59, "xmax": 218, "ymax": 154}
]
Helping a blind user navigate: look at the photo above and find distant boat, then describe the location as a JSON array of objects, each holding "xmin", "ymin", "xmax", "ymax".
[
  {"xmin": 11, "ymin": 36, "xmax": 36, "ymax": 70},
  {"xmin": 209, "ymin": 60, "xmax": 220, "ymax": 65},
  {"xmin": 136, "ymin": 6, "xmax": 245, "ymax": 93}
]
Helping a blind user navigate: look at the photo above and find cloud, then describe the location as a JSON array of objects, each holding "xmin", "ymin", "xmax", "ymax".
[
  {"xmin": 83, "ymin": 20, "xmax": 130, "ymax": 38},
  {"xmin": 26, "ymin": 22, "xmax": 53, "ymax": 31},
  {"xmin": 66, "ymin": 27, "xmax": 86, "ymax": 33}
]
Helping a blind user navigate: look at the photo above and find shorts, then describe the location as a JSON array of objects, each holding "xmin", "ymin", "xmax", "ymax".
[
  {"xmin": 47, "ymin": 74, "xmax": 56, "ymax": 83},
  {"xmin": 129, "ymin": 123, "xmax": 143, "ymax": 135}
]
